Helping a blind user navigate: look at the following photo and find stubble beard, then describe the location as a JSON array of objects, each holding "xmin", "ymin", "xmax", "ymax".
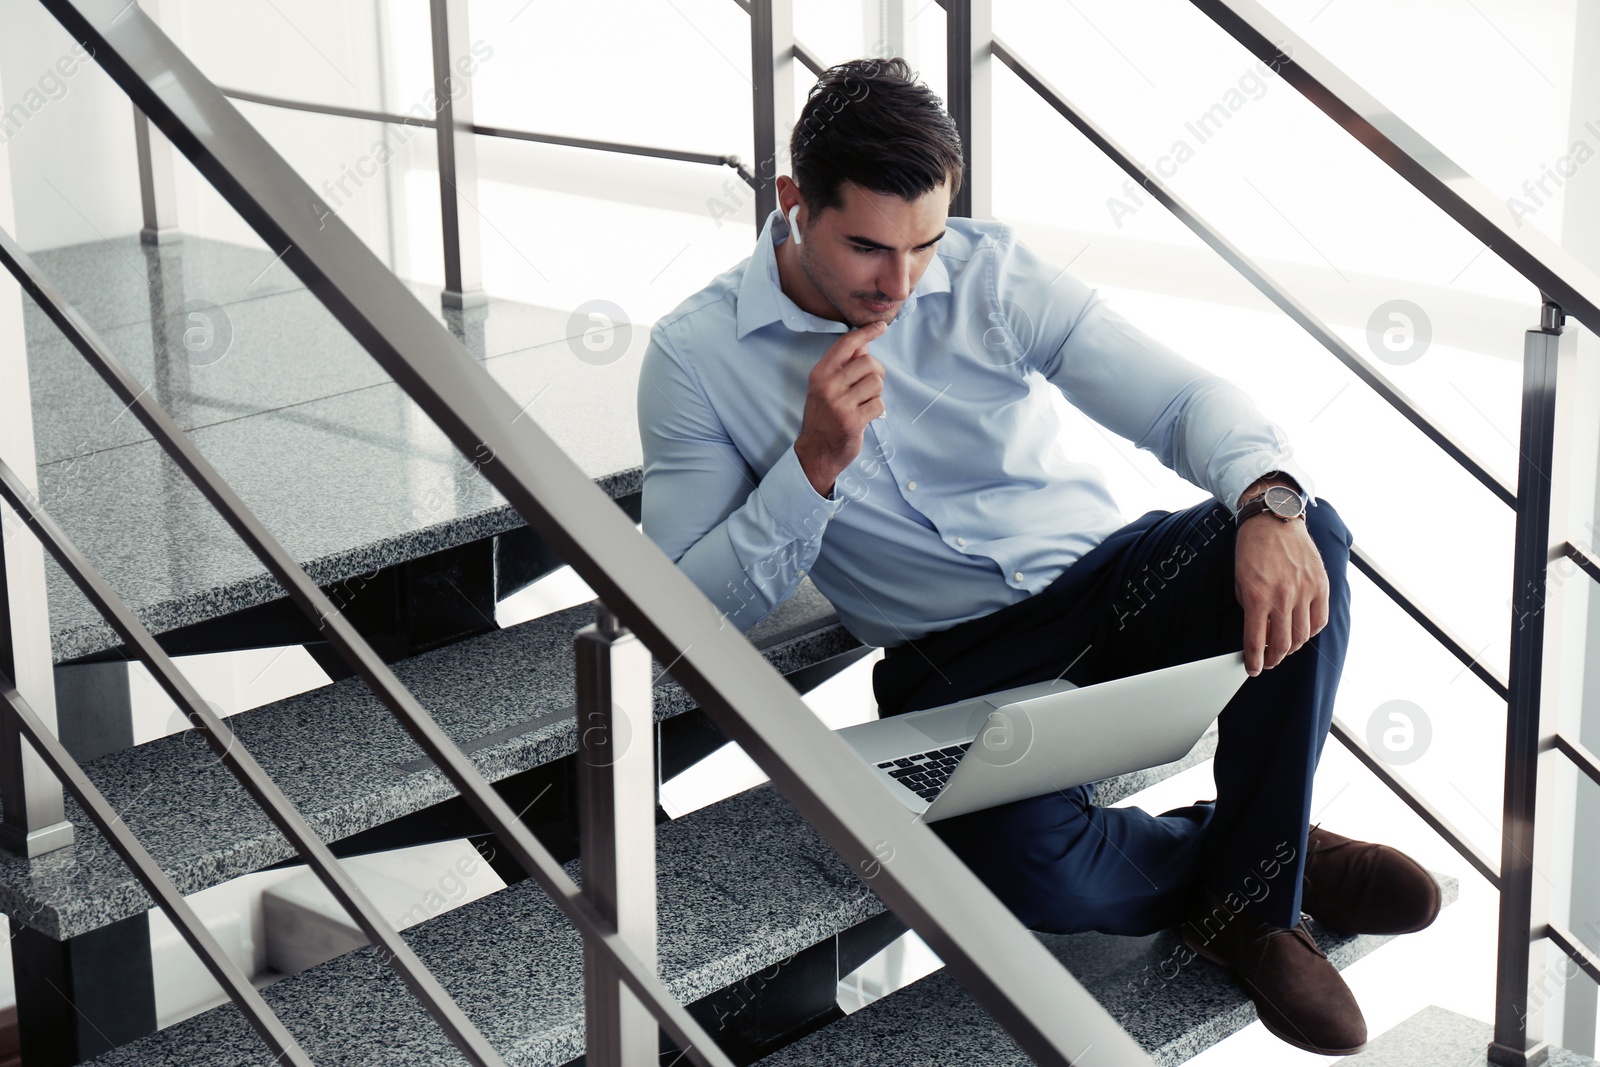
[{"xmin": 796, "ymin": 236, "xmax": 898, "ymax": 330}]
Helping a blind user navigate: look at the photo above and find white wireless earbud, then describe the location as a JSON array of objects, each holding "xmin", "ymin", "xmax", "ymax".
[{"xmin": 787, "ymin": 204, "xmax": 804, "ymax": 246}]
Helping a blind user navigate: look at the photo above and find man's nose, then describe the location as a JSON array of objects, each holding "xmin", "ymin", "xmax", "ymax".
[{"xmin": 877, "ymin": 256, "xmax": 913, "ymax": 302}]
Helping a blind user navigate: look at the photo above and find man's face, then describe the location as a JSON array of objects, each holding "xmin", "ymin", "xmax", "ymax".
[{"xmin": 795, "ymin": 180, "xmax": 948, "ymax": 328}]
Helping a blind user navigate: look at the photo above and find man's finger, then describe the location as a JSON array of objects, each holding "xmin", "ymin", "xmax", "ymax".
[
  {"xmin": 1293, "ymin": 596, "xmax": 1312, "ymax": 655},
  {"xmin": 1243, "ymin": 601, "xmax": 1269, "ymax": 676},
  {"xmin": 822, "ymin": 321, "xmax": 887, "ymax": 372},
  {"xmin": 838, "ymin": 353, "xmax": 885, "ymax": 393},
  {"xmin": 844, "ymin": 373, "xmax": 886, "ymax": 413},
  {"xmin": 1267, "ymin": 604, "xmax": 1292, "ymax": 669}
]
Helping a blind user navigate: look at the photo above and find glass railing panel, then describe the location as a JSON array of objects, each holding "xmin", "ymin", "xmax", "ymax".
[
  {"xmin": 1336, "ymin": 560, "xmax": 1511, "ymax": 871},
  {"xmin": 465, "ymin": 0, "xmax": 753, "ymax": 163},
  {"xmin": 989, "ymin": 0, "xmax": 1528, "ymax": 702},
  {"xmin": 796, "ymin": 0, "xmax": 872, "ymax": 65},
  {"xmin": 174, "ymin": 0, "xmax": 407, "ymax": 117},
  {"xmin": 1255, "ymin": 0, "xmax": 1595, "ymax": 275},
  {"xmin": 3, "ymin": 3, "xmax": 176, "ymax": 319},
  {"xmin": 463, "ymin": 132, "xmax": 758, "ymax": 323},
  {"xmin": 226, "ymin": 102, "xmax": 427, "ymax": 281}
]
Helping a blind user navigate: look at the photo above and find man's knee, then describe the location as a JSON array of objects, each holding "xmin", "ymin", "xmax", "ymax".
[{"xmin": 1303, "ymin": 497, "xmax": 1352, "ymax": 579}]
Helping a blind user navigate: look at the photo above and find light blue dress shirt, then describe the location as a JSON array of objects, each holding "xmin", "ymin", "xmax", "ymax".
[{"xmin": 637, "ymin": 209, "xmax": 1315, "ymax": 649}]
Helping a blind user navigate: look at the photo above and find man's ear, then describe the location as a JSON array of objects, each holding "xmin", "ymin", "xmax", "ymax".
[{"xmin": 775, "ymin": 174, "xmax": 802, "ymax": 217}]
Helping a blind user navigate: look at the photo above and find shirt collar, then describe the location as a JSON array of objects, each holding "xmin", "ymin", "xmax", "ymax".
[{"xmin": 735, "ymin": 208, "xmax": 952, "ymax": 341}]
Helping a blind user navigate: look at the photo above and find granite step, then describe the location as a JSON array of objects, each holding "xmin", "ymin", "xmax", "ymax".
[
  {"xmin": 21, "ymin": 236, "xmax": 632, "ymax": 664},
  {"xmin": 1336, "ymin": 1005, "xmax": 1600, "ymax": 1066},
  {"xmin": 84, "ymin": 784, "xmax": 888, "ymax": 1066},
  {"xmin": 0, "ymin": 580, "xmax": 856, "ymax": 942},
  {"xmin": 757, "ymin": 874, "xmax": 1460, "ymax": 1067}
]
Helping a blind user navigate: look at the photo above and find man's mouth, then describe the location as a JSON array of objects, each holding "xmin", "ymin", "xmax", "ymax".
[{"xmin": 861, "ymin": 298, "xmax": 897, "ymax": 313}]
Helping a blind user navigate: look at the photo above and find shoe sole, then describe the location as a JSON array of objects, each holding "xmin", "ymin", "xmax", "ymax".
[{"xmin": 1179, "ymin": 928, "xmax": 1368, "ymax": 1057}]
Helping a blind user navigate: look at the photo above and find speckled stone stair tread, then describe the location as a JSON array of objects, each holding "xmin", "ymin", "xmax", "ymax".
[
  {"xmin": 758, "ymin": 874, "xmax": 1461, "ymax": 1067},
  {"xmin": 84, "ymin": 784, "xmax": 884, "ymax": 1066},
  {"xmin": 1335, "ymin": 1005, "xmax": 1600, "ymax": 1066},
  {"xmin": 24, "ymin": 236, "xmax": 619, "ymax": 664},
  {"xmin": 0, "ymin": 581, "xmax": 854, "ymax": 941}
]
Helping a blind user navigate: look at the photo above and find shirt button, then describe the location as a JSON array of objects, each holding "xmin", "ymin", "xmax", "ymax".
[
  {"xmin": 906, "ymin": 480, "xmax": 917, "ymax": 491},
  {"xmin": 1014, "ymin": 571, "xmax": 1024, "ymax": 582},
  {"xmin": 956, "ymin": 537, "xmax": 966, "ymax": 547}
]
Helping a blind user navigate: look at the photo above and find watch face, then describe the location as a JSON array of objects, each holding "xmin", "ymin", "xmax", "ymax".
[{"xmin": 1264, "ymin": 484, "xmax": 1302, "ymax": 517}]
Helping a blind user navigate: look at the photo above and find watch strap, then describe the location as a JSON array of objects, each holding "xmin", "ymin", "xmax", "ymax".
[{"xmin": 1237, "ymin": 484, "xmax": 1306, "ymax": 525}]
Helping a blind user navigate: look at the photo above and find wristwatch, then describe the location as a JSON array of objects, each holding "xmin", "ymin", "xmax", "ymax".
[{"xmin": 1237, "ymin": 482, "xmax": 1306, "ymax": 526}]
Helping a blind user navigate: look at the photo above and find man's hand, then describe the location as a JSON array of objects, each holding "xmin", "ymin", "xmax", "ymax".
[
  {"xmin": 794, "ymin": 321, "xmax": 888, "ymax": 497},
  {"xmin": 1235, "ymin": 511, "xmax": 1329, "ymax": 677}
]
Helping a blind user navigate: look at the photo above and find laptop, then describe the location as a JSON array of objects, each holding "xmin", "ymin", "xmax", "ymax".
[{"xmin": 837, "ymin": 651, "xmax": 1248, "ymax": 821}]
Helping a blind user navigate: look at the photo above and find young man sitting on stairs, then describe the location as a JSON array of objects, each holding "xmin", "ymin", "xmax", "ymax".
[{"xmin": 637, "ymin": 56, "xmax": 1439, "ymax": 1057}]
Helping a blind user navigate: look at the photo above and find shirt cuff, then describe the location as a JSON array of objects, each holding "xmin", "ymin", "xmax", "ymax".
[
  {"xmin": 1220, "ymin": 453, "xmax": 1318, "ymax": 521},
  {"xmin": 758, "ymin": 444, "xmax": 846, "ymax": 542}
]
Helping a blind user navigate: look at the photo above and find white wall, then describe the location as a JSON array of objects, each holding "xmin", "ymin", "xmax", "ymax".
[{"xmin": 0, "ymin": 0, "xmax": 142, "ymax": 251}]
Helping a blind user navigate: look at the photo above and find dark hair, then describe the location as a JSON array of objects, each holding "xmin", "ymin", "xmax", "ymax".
[{"xmin": 788, "ymin": 57, "xmax": 964, "ymax": 217}]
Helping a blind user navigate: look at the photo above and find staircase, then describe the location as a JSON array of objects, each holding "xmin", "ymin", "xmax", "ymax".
[
  {"xmin": 5, "ymin": 0, "xmax": 1600, "ymax": 1063},
  {"xmin": 4, "ymin": 245, "xmax": 1580, "ymax": 1065},
  {"xmin": 0, "ymin": 235, "xmax": 1209, "ymax": 1067},
  {"xmin": 0, "ymin": 232, "xmax": 1452, "ymax": 1066}
]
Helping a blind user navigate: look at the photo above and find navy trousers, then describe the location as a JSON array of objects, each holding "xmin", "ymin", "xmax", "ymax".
[{"xmin": 870, "ymin": 497, "xmax": 1353, "ymax": 935}]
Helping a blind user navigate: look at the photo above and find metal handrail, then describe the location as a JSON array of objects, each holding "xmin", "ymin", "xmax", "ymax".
[
  {"xmin": 1349, "ymin": 547, "xmax": 1509, "ymax": 700},
  {"xmin": 1189, "ymin": 0, "xmax": 1600, "ymax": 338},
  {"xmin": 216, "ymin": 85, "xmax": 756, "ymax": 179},
  {"xmin": 32, "ymin": 1, "xmax": 1151, "ymax": 1064},
  {"xmin": 1546, "ymin": 923, "xmax": 1600, "ymax": 987},
  {"xmin": 990, "ymin": 22, "xmax": 1600, "ymax": 1062},
  {"xmin": 1550, "ymin": 732, "xmax": 1600, "ymax": 792},
  {"xmin": 0, "ymin": 249, "xmax": 505, "ymax": 1067},
  {"xmin": 1328, "ymin": 719, "xmax": 1500, "ymax": 888},
  {"xmin": 989, "ymin": 36, "xmax": 1517, "ymax": 509},
  {"xmin": 0, "ymin": 197, "xmax": 733, "ymax": 1067},
  {"xmin": 793, "ymin": 40, "xmax": 825, "ymax": 77},
  {"xmin": 1169, "ymin": 8, "xmax": 1600, "ymax": 1059},
  {"xmin": 1565, "ymin": 541, "xmax": 1600, "ymax": 586},
  {"xmin": 0, "ymin": 660, "xmax": 311, "ymax": 1065},
  {"xmin": 17, "ymin": 0, "xmax": 1588, "ymax": 1061},
  {"xmin": 983, "ymin": 40, "xmax": 1524, "ymax": 883}
]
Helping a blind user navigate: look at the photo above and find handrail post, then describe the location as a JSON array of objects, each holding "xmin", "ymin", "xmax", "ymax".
[
  {"xmin": 133, "ymin": 0, "xmax": 179, "ymax": 245},
  {"xmin": 1550, "ymin": 314, "xmax": 1600, "ymax": 1052},
  {"xmin": 945, "ymin": 0, "xmax": 992, "ymax": 219},
  {"xmin": 429, "ymin": 0, "xmax": 485, "ymax": 310},
  {"xmin": 134, "ymin": 112, "xmax": 181, "ymax": 245},
  {"xmin": 0, "ymin": 101, "xmax": 73, "ymax": 859},
  {"xmin": 1492, "ymin": 299, "xmax": 1585, "ymax": 1066},
  {"xmin": 577, "ymin": 605, "xmax": 660, "ymax": 1066},
  {"xmin": 748, "ymin": 0, "xmax": 794, "ymax": 229}
]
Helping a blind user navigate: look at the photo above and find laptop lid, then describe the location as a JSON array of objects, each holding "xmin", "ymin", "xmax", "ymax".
[
  {"xmin": 839, "ymin": 651, "xmax": 1246, "ymax": 821},
  {"xmin": 924, "ymin": 651, "xmax": 1247, "ymax": 821}
]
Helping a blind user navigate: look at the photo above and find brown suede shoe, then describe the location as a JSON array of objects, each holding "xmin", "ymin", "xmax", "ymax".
[
  {"xmin": 1182, "ymin": 892, "xmax": 1367, "ymax": 1056},
  {"xmin": 1301, "ymin": 826, "xmax": 1442, "ymax": 935}
]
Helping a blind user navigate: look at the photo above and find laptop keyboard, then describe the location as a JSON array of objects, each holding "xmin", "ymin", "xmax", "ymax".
[{"xmin": 876, "ymin": 743, "xmax": 973, "ymax": 803}]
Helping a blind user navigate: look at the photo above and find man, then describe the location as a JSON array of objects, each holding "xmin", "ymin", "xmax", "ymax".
[{"xmin": 638, "ymin": 57, "xmax": 1438, "ymax": 1056}]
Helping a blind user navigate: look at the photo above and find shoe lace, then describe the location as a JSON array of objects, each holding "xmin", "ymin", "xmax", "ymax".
[{"xmin": 1289, "ymin": 918, "xmax": 1328, "ymax": 960}]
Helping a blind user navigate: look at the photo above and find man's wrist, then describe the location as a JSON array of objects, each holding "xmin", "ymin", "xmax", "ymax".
[
  {"xmin": 1236, "ymin": 477, "xmax": 1307, "ymax": 527},
  {"xmin": 1236, "ymin": 470, "xmax": 1301, "ymax": 511},
  {"xmin": 794, "ymin": 442, "xmax": 837, "ymax": 499}
]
